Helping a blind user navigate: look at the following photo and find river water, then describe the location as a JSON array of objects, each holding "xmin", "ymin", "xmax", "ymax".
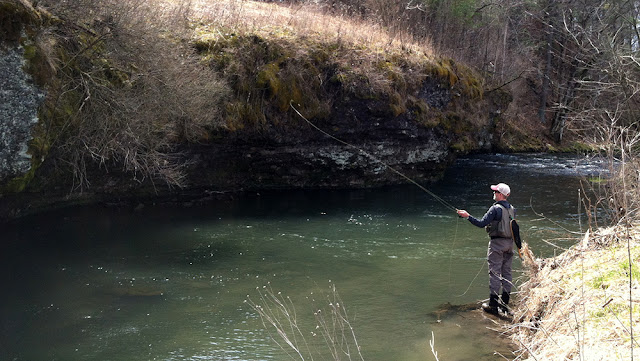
[{"xmin": 1, "ymin": 153, "xmax": 607, "ymax": 361}]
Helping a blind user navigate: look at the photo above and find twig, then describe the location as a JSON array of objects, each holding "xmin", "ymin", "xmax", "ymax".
[{"xmin": 429, "ymin": 331, "xmax": 439, "ymax": 361}]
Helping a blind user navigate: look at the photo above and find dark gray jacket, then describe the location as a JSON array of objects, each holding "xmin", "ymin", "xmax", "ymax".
[{"xmin": 467, "ymin": 200, "xmax": 514, "ymax": 232}]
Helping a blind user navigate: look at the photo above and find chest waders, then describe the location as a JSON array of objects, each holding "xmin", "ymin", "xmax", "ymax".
[{"xmin": 482, "ymin": 203, "xmax": 515, "ymax": 316}]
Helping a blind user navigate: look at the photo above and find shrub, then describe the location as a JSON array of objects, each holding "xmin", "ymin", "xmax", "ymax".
[{"xmin": 35, "ymin": 0, "xmax": 229, "ymax": 190}]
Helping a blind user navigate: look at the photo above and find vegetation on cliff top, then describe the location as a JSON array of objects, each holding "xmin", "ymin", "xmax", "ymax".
[
  {"xmin": 3, "ymin": 0, "xmax": 228, "ymax": 192},
  {"xmin": 3, "ymin": 0, "xmax": 512, "ymax": 194},
  {"xmin": 189, "ymin": 2, "xmax": 484, "ymax": 132}
]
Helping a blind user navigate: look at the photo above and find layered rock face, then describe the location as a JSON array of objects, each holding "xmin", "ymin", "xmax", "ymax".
[{"xmin": 185, "ymin": 114, "xmax": 460, "ymax": 191}]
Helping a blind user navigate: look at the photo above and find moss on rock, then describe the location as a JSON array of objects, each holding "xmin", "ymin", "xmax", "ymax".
[{"xmin": 192, "ymin": 23, "xmax": 487, "ymax": 138}]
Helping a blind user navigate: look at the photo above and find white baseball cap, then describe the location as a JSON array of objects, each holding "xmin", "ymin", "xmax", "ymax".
[{"xmin": 491, "ymin": 183, "xmax": 511, "ymax": 196}]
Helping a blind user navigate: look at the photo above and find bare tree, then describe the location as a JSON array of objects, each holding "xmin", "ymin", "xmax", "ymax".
[{"xmin": 527, "ymin": 0, "xmax": 639, "ymax": 141}]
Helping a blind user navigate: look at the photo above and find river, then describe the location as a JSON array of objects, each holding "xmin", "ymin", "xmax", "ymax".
[{"xmin": 0, "ymin": 153, "xmax": 608, "ymax": 360}]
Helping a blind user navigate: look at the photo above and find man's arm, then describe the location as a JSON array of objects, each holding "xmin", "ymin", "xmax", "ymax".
[{"xmin": 467, "ymin": 206, "xmax": 500, "ymax": 228}]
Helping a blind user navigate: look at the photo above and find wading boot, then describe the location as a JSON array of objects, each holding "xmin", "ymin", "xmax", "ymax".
[
  {"xmin": 481, "ymin": 294, "xmax": 499, "ymax": 315},
  {"xmin": 499, "ymin": 291, "xmax": 511, "ymax": 315}
]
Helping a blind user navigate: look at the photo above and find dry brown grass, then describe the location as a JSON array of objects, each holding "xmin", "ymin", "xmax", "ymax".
[
  {"xmin": 510, "ymin": 226, "xmax": 640, "ymax": 360},
  {"xmin": 183, "ymin": 0, "xmax": 485, "ymax": 141},
  {"xmin": 186, "ymin": 0, "xmax": 435, "ymax": 60},
  {"xmin": 246, "ymin": 282, "xmax": 364, "ymax": 361},
  {"xmin": 34, "ymin": 0, "xmax": 230, "ymax": 190}
]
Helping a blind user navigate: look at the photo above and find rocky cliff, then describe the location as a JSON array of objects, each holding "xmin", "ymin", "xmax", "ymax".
[
  {"xmin": 0, "ymin": 43, "xmax": 44, "ymax": 181},
  {"xmin": 0, "ymin": 0, "xmax": 516, "ymax": 219},
  {"xmin": 0, "ymin": 0, "xmax": 46, "ymax": 189}
]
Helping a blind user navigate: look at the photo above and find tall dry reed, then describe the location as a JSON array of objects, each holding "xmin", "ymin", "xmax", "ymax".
[{"xmin": 246, "ymin": 282, "xmax": 365, "ymax": 361}]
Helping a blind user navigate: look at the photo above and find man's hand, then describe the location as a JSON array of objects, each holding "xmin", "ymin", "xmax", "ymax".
[{"xmin": 456, "ymin": 209, "xmax": 470, "ymax": 219}]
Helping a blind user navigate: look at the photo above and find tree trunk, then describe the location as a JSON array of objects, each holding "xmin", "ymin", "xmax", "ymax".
[
  {"xmin": 550, "ymin": 81, "xmax": 575, "ymax": 142},
  {"xmin": 538, "ymin": 1, "xmax": 555, "ymax": 124}
]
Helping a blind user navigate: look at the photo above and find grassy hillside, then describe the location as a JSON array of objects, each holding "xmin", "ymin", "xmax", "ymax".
[{"xmin": 190, "ymin": 3, "xmax": 484, "ymax": 130}]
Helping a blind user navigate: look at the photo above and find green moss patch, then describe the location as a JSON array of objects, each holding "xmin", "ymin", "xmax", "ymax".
[{"xmin": 192, "ymin": 24, "xmax": 485, "ymax": 134}]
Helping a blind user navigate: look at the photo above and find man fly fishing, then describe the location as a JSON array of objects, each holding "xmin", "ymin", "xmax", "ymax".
[
  {"xmin": 456, "ymin": 183, "xmax": 516, "ymax": 316},
  {"xmin": 291, "ymin": 103, "xmax": 523, "ymax": 315}
]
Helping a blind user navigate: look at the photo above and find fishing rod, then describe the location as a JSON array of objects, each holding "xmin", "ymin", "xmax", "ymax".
[
  {"xmin": 290, "ymin": 101, "xmax": 459, "ymax": 213},
  {"xmin": 290, "ymin": 103, "xmax": 525, "ymax": 303}
]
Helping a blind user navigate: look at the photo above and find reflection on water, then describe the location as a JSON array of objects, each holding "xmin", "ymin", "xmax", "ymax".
[{"xmin": 0, "ymin": 154, "xmax": 608, "ymax": 360}]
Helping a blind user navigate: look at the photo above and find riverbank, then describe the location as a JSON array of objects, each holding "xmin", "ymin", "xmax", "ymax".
[{"xmin": 510, "ymin": 225, "xmax": 640, "ymax": 360}]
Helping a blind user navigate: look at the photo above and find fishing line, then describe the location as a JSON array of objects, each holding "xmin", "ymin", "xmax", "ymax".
[
  {"xmin": 448, "ymin": 216, "xmax": 460, "ymax": 295},
  {"xmin": 453, "ymin": 260, "xmax": 486, "ymax": 298},
  {"xmin": 447, "ymin": 208, "xmax": 485, "ymax": 299},
  {"xmin": 291, "ymin": 106, "xmax": 537, "ymax": 304},
  {"xmin": 291, "ymin": 102, "xmax": 475, "ymax": 302},
  {"xmin": 290, "ymin": 102, "xmax": 458, "ymax": 212}
]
